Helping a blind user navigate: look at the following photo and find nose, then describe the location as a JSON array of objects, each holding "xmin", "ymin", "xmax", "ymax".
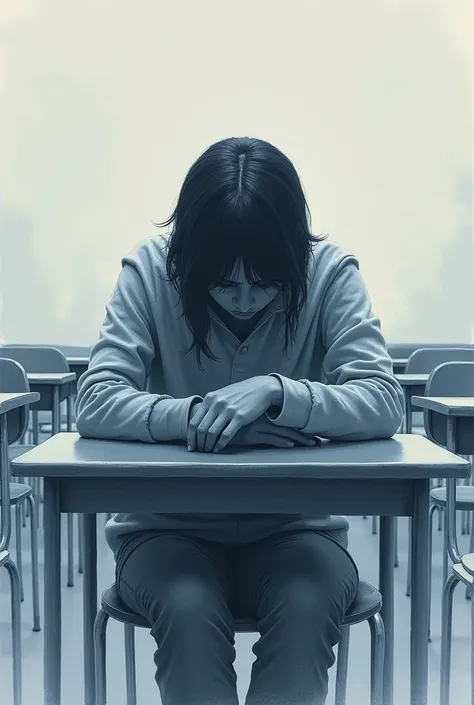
[{"xmin": 233, "ymin": 291, "xmax": 255, "ymax": 313}]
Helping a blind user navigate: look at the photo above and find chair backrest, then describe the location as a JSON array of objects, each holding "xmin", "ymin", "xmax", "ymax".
[
  {"xmin": 423, "ymin": 361, "xmax": 474, "ymax": 456},
  {"xmin": 0, "ymin": 345, "xmax": 69, "ymax": 372},
  {"xmin": 388, "ymin": 342, "xmax": 474, "ymax": 360},
  {"xmin": 405, "ymin": 347, "xmax": 474, "ymax": 374},
  {"xmin": 0, "ymin": 358, "xmax": 30, "ymax": 443}
]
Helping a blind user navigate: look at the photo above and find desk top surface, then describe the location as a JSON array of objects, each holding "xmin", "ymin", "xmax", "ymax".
[
  {"xmin": 395, "ymin": 373, "xmax": 429, "ymax": 385},
  {"xmin": 0, "ymin": 392, "xmax": 40, "ymax": 413},
  {"xmin": 27, "ymin": 372, "xmax": 76, "ymax": 385},
  {"xmin": 411, "ymin": 396, "xmax": 474, "ymax": 416},
  {"xmin": 67, "ymin": 356, "xmax": 89, "ymax": 366},
  {"xmin": 10, "ymin": 432, "xmax": 470, "ymax": 480}
]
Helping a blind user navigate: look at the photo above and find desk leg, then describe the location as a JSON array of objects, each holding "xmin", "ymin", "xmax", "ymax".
[
  {"xmin": 44, "ymin": 479, "xmax": 61, "ymax": 705},
  {"xmin": 410, "ymin": 480, "xmax": 430, "ymax": 705},
  {"xmin": 379, "ymin": 516, "xmax": 395, "ymax": 705},
  {"xmin": 82, "ymin": 514, "xmax": 97, "ymax": 705}
]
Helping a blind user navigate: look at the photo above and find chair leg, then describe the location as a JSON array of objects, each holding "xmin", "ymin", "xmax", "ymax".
[
  {"xmin": 334, "ymin": 625, "xmax": 350, "ymax": 705},
  {"xmin": 368, "ymin": 612, "xmax": 385, "ymax": 705},
  {"xmin": 124, "ymin": 623, "xmax": 138, "ymax": 705},
  {"xmin": 428, "ymin": 503, "xmax": 436, "ymax": 641},
  {"xmin": 438, "ymin": 505, "xmax": 443, "ymax": 531},
  {"xmin": 93, "ymin": 607, "xmax": 109, "ymax": 705},
  {"xmin": 372, "ymin": 516, "xmax": 377, "ymax": 535},
  {"xmin": 406, "ymin": 517, "xmax": 412, "ymax": 597},
  {"xmin": 467, "ymin": 522, "xmax": 474, "ymax": 601},
  {"xmin": 14, "ymin": 505, "xmax": 24, "ymax": 602},
  {"xmin": 471, "ymin": 584, "xmax": 474, "ymax": 705},
  {"xmin": 440, "ymin": 572, "xmax": 459, "ymax": 705},
  {"xmin": 3, "ymin": 557, "xmax": 22, "ymax": 705},
  {"xmin": 78, "ymin": 514, "xmax": 84, "ymax": 574},
  {"xmin": 26, "ymin": 495, "xmax": 41, "ymax": 631},
  {"xmin": 67, "ymin": 513, "xmax": 74, "ymax": 587}
]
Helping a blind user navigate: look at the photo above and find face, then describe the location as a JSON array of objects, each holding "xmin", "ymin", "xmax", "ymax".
[{"xmin": 208, "ymin": 259, "xmax": 281, "ymax": 319}]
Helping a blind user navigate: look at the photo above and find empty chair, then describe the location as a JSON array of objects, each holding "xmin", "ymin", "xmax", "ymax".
[
  {"xmin": 0, "ymin": 390, "xmax": 40, "ymax": 705},
  {"xmin": 418, "ymin": 362, "xmax": 474, "ymax": 704},
  {"xmin": 0, "ymin": 344, "xmax": 79, "ymax": 586},
  {"xmin": 0, "ymin": 358, "xmax": 40, "ymax": 631}
]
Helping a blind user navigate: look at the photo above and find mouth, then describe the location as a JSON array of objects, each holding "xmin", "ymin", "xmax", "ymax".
[{"xmin": 232, "ymin": 311, "xmax": 256, "ymax": 317}]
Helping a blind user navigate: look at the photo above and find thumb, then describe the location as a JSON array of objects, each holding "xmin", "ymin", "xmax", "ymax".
[{"xmin": 259, "ymin": 434, "xmax": 294, "ymax": 448}]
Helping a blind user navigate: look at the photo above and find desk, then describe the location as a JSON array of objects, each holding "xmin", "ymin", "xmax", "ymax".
[
  {"xmin": 66, "ymin": 358, "xmax": 89, "ymax": 399},
  {"xmin": 392, "ymin": 357, "xmax": 408, "ymax": 374},
  {"xmin": 12, "ymin": 433, "xmax": 470, "ymax": 705},
  {"xmin": 395, "ymin": 374, "xmax": 429, "ymax": 433},
  {"xmin": 26, "ymin": 373, "xmax": 76, "ymax": 435}
]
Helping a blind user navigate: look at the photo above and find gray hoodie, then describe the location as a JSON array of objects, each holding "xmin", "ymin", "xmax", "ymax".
[{"xmin": 75, "ymin": 234, "xmax": 404, "ymax": 554}]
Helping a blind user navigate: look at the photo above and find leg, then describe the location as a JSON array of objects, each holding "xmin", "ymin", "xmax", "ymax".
[
  {"xmin": 394, "ymin": 517, "xmax": 399, "ymax": 568},
  {"xmin": 67, "ymin": 513, "xmax": 74, "ymax": 587},
  {"xmin": 428, "ymin": 503, "xmax": 436, "ymax": 642},
  {"xmin": 411, "ymin": 480, "xmax": 430, "ymax": 705},
  {"xmin": 26, "ymin": 494, "xmax": 41, "ymax": 631},
  {"xmin": 14, "ymin": 504, "xmax": 24, "ymax": 602},
  {"xmin": 236, "ymin": 531, "xmax": 358, "ymax": 705},
  {"xmin": 406, "ymin": 517, "xmax": 412, "ymax": 597},
  {"xmin": 78, "ymin": 514, "xmax": 84, "ymax": 574},
  {"xmin": 124, "ymin": 624, "xmax": 137, "ymax": 705},
  {"xmin": 334, "ymin": 626, "xmax": 350, "ymax": 705},
  {"xmin": 3, "ymin": 557, "xmax": 22, "ymax": 705},
  {"xmin": 83, "ymin": 514, "xmax": 97, "ymax": 705},
  {"xmin": 379, "ymin": 516, "xmax": 395, "ymax": 705},
  {"xmin": 116, "ymin": 533, "xmax": 239, "ymax": 705},
  {"xmin": 43, "ymin": 478, "xmax": 62, "ymax": 705},
  {"xmin": 93, "ymin": 607, "xmax": 109, "ymax": 705},
  {"xmin": 439, "ymin": 573, "xmax": 459, "ymax": 705},
  {"xmin": 368, "ymin": 612, "xmax": 385, "ymax": 705}
]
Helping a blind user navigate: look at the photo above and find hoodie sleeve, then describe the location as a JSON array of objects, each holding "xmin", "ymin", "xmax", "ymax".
[
  {"xmin": 75, "ymin": 260, "xmax": 202, "ymax": 443},
  {"xmin": 266, "ymin": 260, "xmax": 404, "ymax": 441}
]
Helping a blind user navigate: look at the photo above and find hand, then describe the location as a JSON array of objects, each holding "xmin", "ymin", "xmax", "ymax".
[
  {"xmin": 187, "ymin": 376, "xmax": 280, "ymax": 453},
  {"xmin": 228, "ymin": 415, "xmax": 319, "ymax": 449}
]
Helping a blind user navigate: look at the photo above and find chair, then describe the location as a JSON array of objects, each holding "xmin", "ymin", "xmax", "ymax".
[
  {"xmin": 0, "ymin": 359, "xmax": 41, "ymax": 631},
  {"xmin": 93, "ymin": 580, "xmax": 385, "ymax": 705},
  {"xmin": 0, "ymin": 344, "xmax": 79, "ymax": 586},
  {"xmin": 0, "ymin": 390, "xmax": 39, "ymax": 705},
  {"xmin": 395, "ymin": 348, "xmax": 474, "ymax": 598},
  {"xmin": 413, "ymin": 361, "xmax": 474, "ymax": 705}
]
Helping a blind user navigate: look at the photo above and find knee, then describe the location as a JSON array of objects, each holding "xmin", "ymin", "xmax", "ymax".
[
  {"xmin": 155, "ymin": 576, "xmax": 227, "ymax": 627},
  {"xmin": 268, "ymin": 577, "xmax": 345, "ymax": 630}
]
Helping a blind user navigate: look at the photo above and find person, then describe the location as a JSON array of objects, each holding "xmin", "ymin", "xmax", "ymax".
[{"xmin": 75, "ymin": 135, "xmax": 404, "ymax": 705}]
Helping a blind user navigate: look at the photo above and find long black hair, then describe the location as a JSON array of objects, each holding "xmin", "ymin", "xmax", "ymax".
[{"xmin": 152, "ymin": 136, "xmax": 328, "ymax": 370}]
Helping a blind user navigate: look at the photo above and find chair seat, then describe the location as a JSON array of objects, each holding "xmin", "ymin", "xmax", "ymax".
[
  {"xmin": 1, "ymin": 483, "xmax": 33, "ymax": 505},
  {"xmin": 100, "ymin": 579, "xmax": 381, "ymax": 631},
  {"xmin": 461, "ymin": 553, "xmax": 474, "ymax": 577},
  {"xmin": 8, "ymin": 444, "xmax": 37, "ymax": 461},
  {"xmin": 453, "ymin": 563, "xmax": 474, "ymax": 587},
  {"xmin": 430, "ymin": 486, "xmax": 474, "ymax": 511}
]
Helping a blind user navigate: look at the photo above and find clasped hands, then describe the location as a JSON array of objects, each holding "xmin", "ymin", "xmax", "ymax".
[{"xmin": 187, "ymin": 375, "xmax": 317, "ymax": 453}]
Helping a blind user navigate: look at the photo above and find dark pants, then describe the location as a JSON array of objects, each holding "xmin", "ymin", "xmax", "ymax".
[{"xmin": 116, "ymin": 530, "xmax": 359, "ymax": 705}]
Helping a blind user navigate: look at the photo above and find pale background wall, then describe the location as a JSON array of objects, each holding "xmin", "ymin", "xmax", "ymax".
[{"xmin": 0, "ymin": 0, "xmax": 472, "ymax": 346}]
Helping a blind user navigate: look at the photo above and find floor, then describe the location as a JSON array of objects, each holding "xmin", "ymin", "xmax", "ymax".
[{"xmin": 0, "ymin": 500, "xmax": 473, "ymax": 704}]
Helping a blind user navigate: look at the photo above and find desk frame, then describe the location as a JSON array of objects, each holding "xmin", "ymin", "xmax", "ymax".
[{"xmin": 42, "ymin": 475, "xmax": 431, "ymax": 705}]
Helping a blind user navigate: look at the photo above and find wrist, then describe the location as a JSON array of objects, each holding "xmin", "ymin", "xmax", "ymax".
[{"xmin": 266, "ymin": 375, "xmax": 284, "ymax": 407}]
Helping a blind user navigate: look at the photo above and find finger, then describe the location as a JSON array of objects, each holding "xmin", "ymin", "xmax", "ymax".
[
  {"xmin": 204, "ymin": 415, "xmax": 230, "ymax": 453},
  {"xmin": 213, "ymin": 416, "xmax": 244, "ymax": 453},
  {"xmin": 187, "ymin": 404, "xmax": 209, "ymax": 451},
  {"xmin": 196, "ymin": 410, "xmax": 219, "ymax": 452}
]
